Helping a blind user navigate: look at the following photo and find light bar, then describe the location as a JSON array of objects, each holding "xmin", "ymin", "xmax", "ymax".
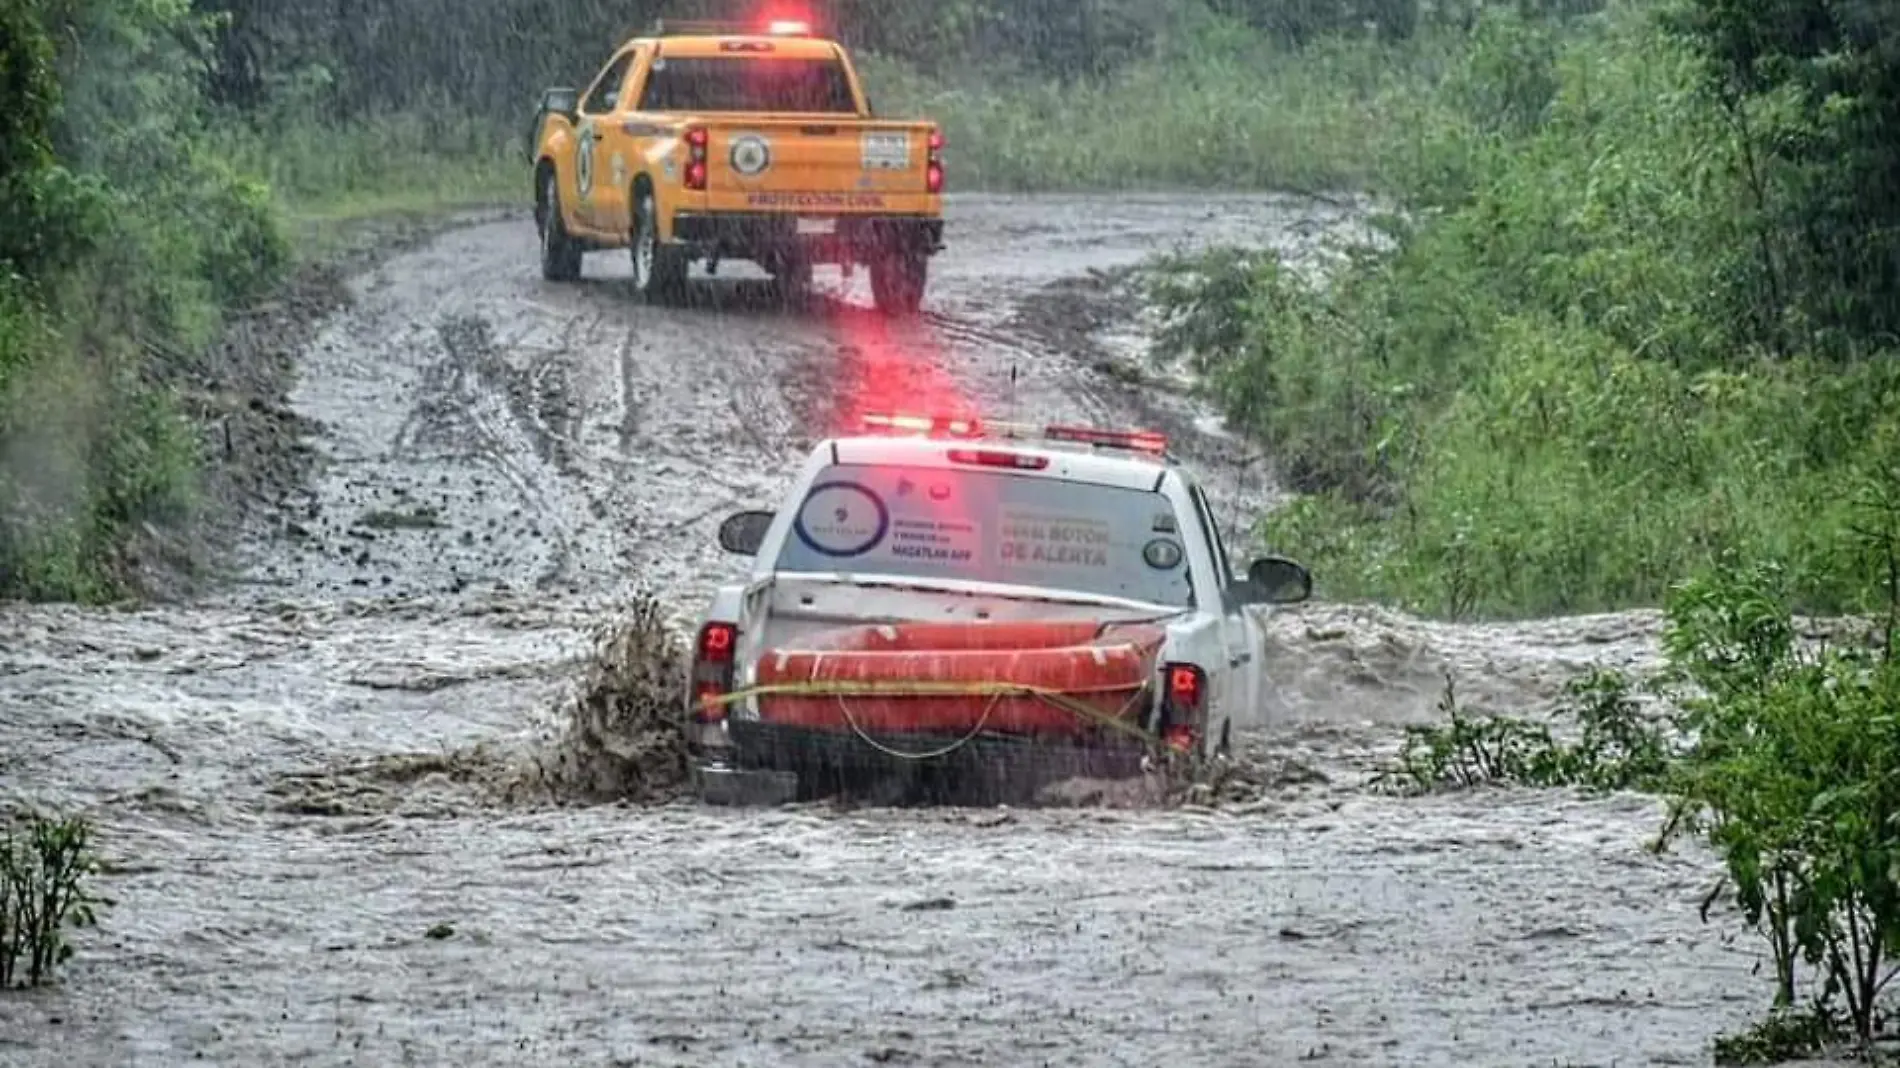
[
  {"xmin": 856, "ymin": 411, "xmax": 1169, "ymax": 456},
  {"xmin": 1044, "ymin": 424, "xmax": 1169, "ymax": 455},
  {"xmin": 648, "ymin": 18, "xmax": 747, "ymax": 35},
  {"xmin": 646, "ymin": 17, "xmax": 816, "ymax": 37},
  {"xmin": 860, "ymin": 412, "xmax": 983, "ymax": 438}
]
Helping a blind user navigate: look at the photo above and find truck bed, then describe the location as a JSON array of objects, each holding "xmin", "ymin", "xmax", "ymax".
[{"xmin": 686, "ymin": 116, "xmax": 939, "ymax": 215}]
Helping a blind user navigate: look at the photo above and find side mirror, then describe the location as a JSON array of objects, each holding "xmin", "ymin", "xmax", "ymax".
[
  {"xmin": 1244, "ymin": 555, "xmax": 1313, "ymax": 605},
  {"xmin": 540, "ymin": 87, "xmax": 580, "ymax": 119},
  {"xmin": 717, "ymin": 509, "xmax": 774, "ymax": 556}
]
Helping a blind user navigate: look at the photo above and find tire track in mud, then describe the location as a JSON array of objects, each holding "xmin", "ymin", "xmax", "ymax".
[
  {"xmin": 0, "ymin": 194, "xmax": 1774, "ymax": 1066},
  {"xmin": 395, "ymin": 315, "xmax": 586, "ymax": 591}
]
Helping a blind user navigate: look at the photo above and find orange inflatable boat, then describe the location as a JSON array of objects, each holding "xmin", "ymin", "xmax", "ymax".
[{"xmin": 751, "ymin": 619, "xmax": 1167, "ymax": 738}]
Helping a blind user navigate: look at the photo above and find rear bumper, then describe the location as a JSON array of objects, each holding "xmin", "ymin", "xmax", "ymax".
[
  {"xmin": 722, "ymin": 718, "xmax": 1148, "ymax": 780},
  {"xmin": 670, "ymin": 211, "xmax": 944, "ymax": 264}
]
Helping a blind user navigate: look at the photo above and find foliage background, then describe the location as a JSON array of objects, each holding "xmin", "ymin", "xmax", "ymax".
[
  {"xmin": 0, "ymin": 0, "xmax": 1525, "ymax": 600},
  {"xmin": 10, "ymin": 0, "xmax": 1900, "ymax": 1044},
  {"xmin": 1144, "ymin": 0, "xmax": 1900, "ymax": 622},
  {"xmin": 5, "ymin": 0, "xmax": 1899, "ymax": 624}
]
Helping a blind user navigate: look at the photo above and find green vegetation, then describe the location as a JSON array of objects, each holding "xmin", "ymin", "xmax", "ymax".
[
  {"xmin": 0, "ymin": 0, "xmax": 1547, "ymax": 602},
  {"xmin": 1379, "ymin": 548, "xmax": 1900, "ymax": 1060},
  {"xmin": 1368, "ymin": 475, "xmax": 1900, "ymax": 1057},
  {"xmin": 1167, "ymin": 8, "xmax": 1900, "ymax": 1042},
  {"xmin": 859, "ymin": 29, "xmax": 1453, "ymax": 194},
  {"xmin": 0, "ymin": 0, "xmax": 286, "ymax": 600},
  {"xmin": 7, "ymin": 0, "xmax": 1889, "ymax": 626},
  {"xmin": 0, "ymin": 812, "xmax": 104, "ymax": 989},
  {"xmin": 1658, "ymin": 560, "xmax": 1900, "ymax": 1060},
  {"xmin": 1372, "ymin": 667, "xmax": 1673, "ymax": 795},
  {"xmin": 1146, "ymin": 0, "xmax": 1900, "ymax": 623}
]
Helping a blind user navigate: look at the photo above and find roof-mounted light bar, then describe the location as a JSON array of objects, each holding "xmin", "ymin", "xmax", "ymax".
[
  {"xmin": 860, "ymin": 412, "xmax": 984, "ymax": 438},
  {"xmin": 856, "ymin": 411, "xmax": 1169, "ymax": 457},
  {"xmin": 1043, "ymin": 424, "xmax": 1169, "ymax": 455},
  {"xmin": 647, "ymin": 18, "xmax": 816, "ymax": 38}
]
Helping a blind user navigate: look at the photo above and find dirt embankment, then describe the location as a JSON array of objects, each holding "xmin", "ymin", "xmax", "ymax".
[
  {"xmin": 124, "ymin": 207, "xmax": 521, "ymax": 600},
  {"xmin": 0, "ymin": 193, "xmax": 1770, "ymax": 1067}
]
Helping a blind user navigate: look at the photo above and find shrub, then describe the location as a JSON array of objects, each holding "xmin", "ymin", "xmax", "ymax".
[
  {"xmin": 1371, "ymin": 667, "xmax": 1675, "ymax": 795},
  {"xmin": 1146, "ymin": 0, "xmax": 1900, "ymax": 621},
  {"xmin": 1655, "ymin": 557, "xmax": 1900, "ymax": 1051},
  {"xmin": 0, "ymin": 0, "xmax": 295, "ymax": 601},
  {"xmin": 0, "ymin": 813, "xmax": 104, "ymax": 990}
]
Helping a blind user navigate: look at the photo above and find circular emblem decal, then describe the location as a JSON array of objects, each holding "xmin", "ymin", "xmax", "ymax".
[
  {"xmin": 575, "ymin": 119, "xmax": 598, "ymax": 197},
  {"xmin": 793, "ymin": 481, "xmax": 888, "ymax": 558},
  {"xmin": 1142, "ymin": 538, "xmax": 1184, "ymax": 570},
  {"xmin": 729, "ymin": 134, "xmax": 772, "ymax": 177}
]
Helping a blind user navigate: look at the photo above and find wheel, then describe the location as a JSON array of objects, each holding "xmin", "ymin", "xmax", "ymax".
[
  {"xmin": 869, "ymin": 250, "xmax": 928, "ymax": 316},
  {"xmin": 630, "ymin": 188, "xmax": 688, "ymax": 304},
  {"xmin": 538, "ymin": 168, "xmax": 583, "ymax": 282}
]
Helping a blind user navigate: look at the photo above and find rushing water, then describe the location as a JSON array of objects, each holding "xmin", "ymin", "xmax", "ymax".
[{"xmin": 0, "ymin": 194, "xmax": 1771, "ymax": 1066}]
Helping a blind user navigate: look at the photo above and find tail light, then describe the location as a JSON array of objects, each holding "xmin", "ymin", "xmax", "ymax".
[
  {"xmin": 691, "ymin": 621, "xmax": 737, "ymax": 722},
  {"xmin": 1159, "ymin": 662, "xmax": 1205, "ymax": 751},
  {"xmin": 684, "ymin": 127, "xmax": 709, "ymax": 191},
  {"xmin": 926, "ymin": 127, "xmax": 944, "ymax": 194}
]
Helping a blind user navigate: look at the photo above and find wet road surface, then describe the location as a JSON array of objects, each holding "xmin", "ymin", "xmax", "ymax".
[{"xmin": 0, "ymin": 193, "xmax": 1767, "ymax": 1065}]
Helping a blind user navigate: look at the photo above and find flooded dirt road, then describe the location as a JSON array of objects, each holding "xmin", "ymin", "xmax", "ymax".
[{"xmin": 1, "ymin": 194, "xmax": 1764, "ymax": 1065}]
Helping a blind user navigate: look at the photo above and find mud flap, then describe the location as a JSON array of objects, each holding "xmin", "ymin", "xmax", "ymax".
[{"xmin": 694, "ymin": 762, "xmax": 799, "ymax": 806}]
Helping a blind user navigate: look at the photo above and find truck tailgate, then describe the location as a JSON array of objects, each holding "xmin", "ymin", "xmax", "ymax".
[{"xmin": 702, "ymin": 118, "xmax": 936, "ymax": 213}]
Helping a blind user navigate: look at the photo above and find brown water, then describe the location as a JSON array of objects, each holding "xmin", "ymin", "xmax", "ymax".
[{"xmin": 0, "ymin": 194, "xmax": 1767, "ymax": 1066}]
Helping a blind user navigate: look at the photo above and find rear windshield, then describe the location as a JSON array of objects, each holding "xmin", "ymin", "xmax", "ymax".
[
  {"xmin": 772, "ymin": 463, "xmax": 1196, "ymax": 607},
  {"xmin": 639, "ymin": 55, "xmax": 858, "ymax": 114}
]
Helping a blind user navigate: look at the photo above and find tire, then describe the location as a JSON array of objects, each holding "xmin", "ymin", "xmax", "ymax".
[
  {"xmin": 630, "ymin": 188, "xmax": 688, "ymax": 304},
  {"xmin": 869, "ymin": 250, "xmax": 928, "ymax": 316},
  {"xmin": 537, "ymin": 168, "xmax": 583, "ymax": 282}
]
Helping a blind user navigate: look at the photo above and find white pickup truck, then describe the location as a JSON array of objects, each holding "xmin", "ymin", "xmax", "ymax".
[{"xmin": 685, "ymin": 412, "xmax": 1313, "ymax": 804}]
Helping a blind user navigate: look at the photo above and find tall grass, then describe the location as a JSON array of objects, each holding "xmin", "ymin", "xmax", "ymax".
[
  {"xmin": 861, "ymin": 27, "xmax": 1463, "ymax": 193},
  {"xmin": 0, "ymin": 0, "xmax": 1563, "ymax": 602},
  {"xmin": 223, "ymin": 101, "xmax": 521, "ymax": 225},
  {"xmin": 1145, "ymin": 2, "xmax": 1900, "ymax": 621},
  {"xmin": 235, "ymin": 23, "xmax": 1468, "ymax": 211}
]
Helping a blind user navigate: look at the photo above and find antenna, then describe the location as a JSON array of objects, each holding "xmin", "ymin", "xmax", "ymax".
[
  {"xmin": 1228, "ymin": 442, "xmax": 1263, "ymax": 562},
  {"xmin": 1007, "ymin": 362, "xmax": 1019, "ymax": 423}
]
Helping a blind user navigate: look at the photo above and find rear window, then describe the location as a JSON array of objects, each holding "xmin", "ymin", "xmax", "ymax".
[
  {"xmin": 773, "ymin": 463, "xmax": 1196, "ymax": 607},
  {"xmin": 639, "ymin": 55, "xmax": 858, "ymax": 114}
]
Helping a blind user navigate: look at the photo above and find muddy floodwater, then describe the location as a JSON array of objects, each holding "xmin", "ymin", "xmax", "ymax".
[{"xmin": 1, "ymin": 193, "xmax": 1769, "ymax": 1065}]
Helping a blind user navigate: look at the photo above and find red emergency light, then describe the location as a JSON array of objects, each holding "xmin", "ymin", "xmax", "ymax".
[
  {"xmin": 766, "ymin": 19, "xmax": 812, "ymax": 35},
  {"xmin": 860, "ymin": 412, "xmax": 983, "ymax": 438},
  {"xmin": 1043, "ymin": 424, "xmax": 1168, "ymax": 456},
  {"xmin": 856, "ymin": 411, "xmax": 1170, "ymax": 457}
]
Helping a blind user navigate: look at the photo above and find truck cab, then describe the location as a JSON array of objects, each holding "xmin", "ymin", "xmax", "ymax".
[
  {"xmin": 528, "ymin": 18, "xmax": 946, "ymax": 314},
  {"xmin": 685, "ymin": 412, "xmax": 1314, "ymax": 804}
]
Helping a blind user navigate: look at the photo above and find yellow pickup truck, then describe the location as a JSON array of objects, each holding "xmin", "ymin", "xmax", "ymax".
[{"xmin": 527, "ymin": 18, "xmax": 946, "ymax": 315}]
